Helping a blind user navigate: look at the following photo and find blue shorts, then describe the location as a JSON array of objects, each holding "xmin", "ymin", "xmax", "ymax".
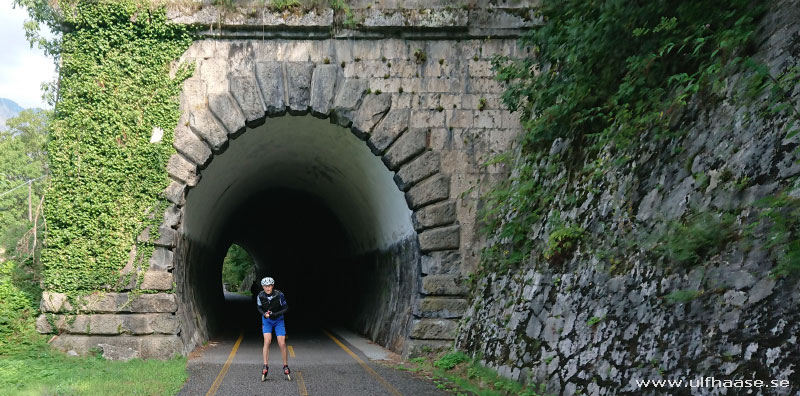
[{"xmin": 262, "ymin": 316, "xmax": 286, "ymax": 336}]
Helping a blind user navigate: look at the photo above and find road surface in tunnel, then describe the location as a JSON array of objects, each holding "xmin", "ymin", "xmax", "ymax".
[{"xmin": 178, "ymin": 293, "xmax": 449, "ymax": 396}]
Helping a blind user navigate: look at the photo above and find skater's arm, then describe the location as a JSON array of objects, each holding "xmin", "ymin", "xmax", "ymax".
[{"xmin": 270, "ymin": 293, "xmax": 288, "ymax": 317}]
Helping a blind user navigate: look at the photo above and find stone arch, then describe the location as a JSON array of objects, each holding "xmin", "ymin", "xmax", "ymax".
[{"xmin": 160, "ymin": 56, "xmax": 465, "ymax": 355}]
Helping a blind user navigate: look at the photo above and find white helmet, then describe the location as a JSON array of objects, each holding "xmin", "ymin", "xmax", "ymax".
[{"xmin": 260, "ymin": 277, "xmax": 275, "ymax": 286}]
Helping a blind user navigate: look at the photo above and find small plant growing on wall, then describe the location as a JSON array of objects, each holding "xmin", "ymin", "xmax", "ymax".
[
  {"xmin": 544, "ymin": 225, "xmax": 584, "ymax": 265},
  {"xmin": 414, "ymin": 48, "xmax": 427, "ymax": 64}
]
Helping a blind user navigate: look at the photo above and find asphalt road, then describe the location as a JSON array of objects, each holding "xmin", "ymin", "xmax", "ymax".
[{"xmin": 178, "ymin": 294, "xmax": 449, "ymax": 396}]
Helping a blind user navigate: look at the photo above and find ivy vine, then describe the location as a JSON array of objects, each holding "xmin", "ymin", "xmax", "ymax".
[{"xmin": 41, "ymin": 1, "xmax": 193, "ymax": 294}]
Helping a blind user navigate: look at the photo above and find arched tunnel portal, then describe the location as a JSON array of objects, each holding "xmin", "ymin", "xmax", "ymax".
[{"xmin": 178, "ymin": 115, "xmax": 421, "ymax": 353}]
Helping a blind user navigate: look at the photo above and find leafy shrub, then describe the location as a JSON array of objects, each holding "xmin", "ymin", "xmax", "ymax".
[
  {"xmin": 544, "ymin": 225, "xmax": 584, "ymax": 264},
  {"xmin": 0, "ymin": 260, "xmax": 45, "ymax": 355},
  {"xmin": 434, "ymin": 351, "xmax": 470, "ymax": 371},
  {"xmin": 655, "ymin": 212, "xmax": 736, "ymax": 268},
  {"xmin": 756, "ymin": 193, "xmax": 800, "ymax": 277}
]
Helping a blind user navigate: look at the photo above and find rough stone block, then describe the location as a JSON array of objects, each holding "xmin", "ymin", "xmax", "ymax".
[
  {"xmin": 49, "ymin": 334, "xmax": 182, "ymax": 360},
  {"xmin": 36, "ymin": 315, "xmax": 51, "ymax": 333},
  {"xmin": 153, "ymin": 226, "xmax": 177, "ymax": 248},
  {"xmin": 383, "ymin": 129, "xmax": 427, "ymax": 170},
  {"xmin": 413, "ymin": 200, "xmax": 456, "ymax": 231},
  {"xmin": 208, "ymin": 93, "xmax": 245, "ymax": 135},
  {"xmin": 310, "ymin": 64, "xmax": 339, "ymax": 117},
  {"xmin": 76, "ymin": 293, "xmax": 178, "ymax": 314},
  {"xmin": 173, "ymin": 125, "xmax": 211, "ymax": 166},
  {"xmin": 352, "ymin": 93, "xmax": 392, "ymax": 138},
  {"xmin": 47, "ymin": 314, "xmax": 181, "ymax": 336},
  {"xmin": 403, "ymin": 339, "xmax": 451, "ymax": 358},
  {"xmin": 255, "ymin": 61, "xmax": 286, "ymax": 115},
  {"xmin": 189, "ymin": 108, "xmax": 228, "ymax": 151},
  {"xmin": 331, "ymin": 79, "xmax": 368, "ymax": 126},
  {"xmin": 421, "ymin": 274, "xmax": 467, "ymax": 296},
  {"xmin": 140, "ymin": 270, "xmax": 174, "ymax": 291},
  {"xmin": 411, "ymin": 110, "xmax": 446, "ymax": 128},
  {"xmin": 286, "ymin": 62, "xmax": 314, "ymax": 114},
  {"xmin": 419, "ymin": 225, "xmax": 460, "ymax": 251},
  {"xmin": 416, "ymin": 297, "xmax": 467, "ymax": 318},
  {"xmin": 446, "ymin": 109, "xmax": 474, "ymax": 128},
  {"xmin": 369, "ymin": 108, "xmax": 410, "ymax": 154},
  {"xmin": 406, "ymin": 174, "xmax": 450, "ymax": 209},
  {"xmin": 163, "ymin": 205, "xmax": 181, "ymax": 229},
  {"xmin": 149, "ymin": 247, "xmax": 174, "ymax": 271},
  {"xmin": 181, "ymin": 78, "xmax": 208, "ymax": 110},
  {"xmin": 229, "ymin": 73, "xmax": 266, "ymax": 126},
  {"xmin": 164, "ymin": 181, "xmax": 186, "ymax": 206},
  {"xmin": 40, "ymin": 292, "xmax": 72, "ymax": 313},
  {"xmin": 410, "ymin": 319, "xmax": 458, "ymax": 340},
  {"xmin": 395, "ymin": 151, "xmax": 440, "ymax": 191},
  {"xmin": 166, "ymin": 154, "xmax": 198, "ymax": 186},
  {"xmin": 421, "ymin": 251, "xmax": 461, "ymax": 275}
]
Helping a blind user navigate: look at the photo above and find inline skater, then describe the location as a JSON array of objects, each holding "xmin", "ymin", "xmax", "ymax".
[{"xmin": 257, "ymin": 277, "xmax": 291, "ymax": 381}]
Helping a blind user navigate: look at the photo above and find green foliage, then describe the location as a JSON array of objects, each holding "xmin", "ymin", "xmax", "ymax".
[
  {"xmin": 40, "ymin": 1, "xmax": 193, "ymax": 294},
  {"xmin": 433, "ymin": 351, "xmax": 470, "ymax": 371},
  {"xmin": 663, "ymin": 288, "xmax": 701, "ymax": 304},
  {"xmin": 270, "ymin": 0, "xmax": 302, "ymax": 10},
  {"xmin": 479, "ymin": 0, "xmax": 766, "ymax": 273},
  {"xmin": 0, "ymin": 109, "xmax": 50, "ymax": 259},
  {"xmin": 221, "ymin": 244, "xmax": 254, "ymax": 292},
  {"xmin": 654, "ymin": 212, "xmax": 736, "ymax": 268},
  {"xmin": 494, "ymin": 0, "xmax": 764, "ymax": 150},
  {"xmin": 543, "ymin": 225, "xmax": 583, "ymax": 264},
  {"xmin": 586, "ymin": 316, "xmax": 605, "ymax": 326},
  {"xmin": 414, "ymin": 48, "xmax": 427, "ymax": 64},
  {"xmin": 330, "ymin": 0, "xmax": 358, "ymax": 29},
  {"xmin": 0, "ymin": 260, "xmax": 45, "ymax": 355},
  {"xmin": 0, "ymin": 351, "xmax": 187, "ymax": 395},
  {"xmin": 410, "ymin": 351, "xmax": 548, "ymax": 396},
  {"xmin": 756, "ymin": 193, "xmax": 800, "ymax": 277}
]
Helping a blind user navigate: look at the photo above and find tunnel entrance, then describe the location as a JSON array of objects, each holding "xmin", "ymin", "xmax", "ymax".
[
  {"xmin": 224, "ymin": 188, "xmax": 356, "ymax": 332},
  {"xmin": 177, "ymin": 115, "xmax": 420, "ymax": 353}
]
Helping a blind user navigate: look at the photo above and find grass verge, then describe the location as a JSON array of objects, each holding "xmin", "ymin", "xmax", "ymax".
[
  {"xmin": 390, "ymin": 351, "xmax": 550, "ymax": 396},
  {"xmin": 0, "ymin": 260, "xmax": 188, "ymax": 396},
  {"xmin": 0, "ymin": 346, "xmax": 188, "ymax": 396}
]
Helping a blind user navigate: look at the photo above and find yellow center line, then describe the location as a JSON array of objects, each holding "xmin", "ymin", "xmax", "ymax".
[
  {"xmin": 205, "ymin": 332, "xmax": 243, "ymax": 396},
  {"xmin": 323, "ymin": 329, "xmax": 403, "ymax": 396},
  {"xmin": 289, "ymin": 345, "xmax": 296, "ymax": 358},
  {"xmin": 296, "ymin": 370, "xmax": 309, "ymax": 395}
]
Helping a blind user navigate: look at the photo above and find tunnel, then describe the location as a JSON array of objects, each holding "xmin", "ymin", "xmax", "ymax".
[{"xmin": 175, "ymin": 115, "xmax": 421, "ymax": 353}]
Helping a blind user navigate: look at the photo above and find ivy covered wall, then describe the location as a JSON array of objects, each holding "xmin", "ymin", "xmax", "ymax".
[{"xmin": 43, "ymin": 1, "xmax": 192, "ymax": 294}]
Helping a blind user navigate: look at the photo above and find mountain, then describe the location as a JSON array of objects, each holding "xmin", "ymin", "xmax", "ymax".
[{"xmin": 0, "ymin": 98, "xmax": 25, "ymax": 130}]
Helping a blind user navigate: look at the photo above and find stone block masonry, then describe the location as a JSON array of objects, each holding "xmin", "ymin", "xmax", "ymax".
[{"xmin": 40, "ymin": 2, "xmax": 530, "ymax": 360}]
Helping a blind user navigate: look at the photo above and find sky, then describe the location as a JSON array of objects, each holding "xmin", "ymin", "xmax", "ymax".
[{"xmin": 0, "ymin": 0, "xmax": 56, "ymax": 109}]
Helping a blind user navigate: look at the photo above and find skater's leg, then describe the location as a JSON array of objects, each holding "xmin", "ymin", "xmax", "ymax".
[
  {"xmin": 263, "ymin": 333, "xmax": 272, "ymax": 365},
  {"xmin": 277, "ymin": 335, "xmax": 288, "ymax": 366}
]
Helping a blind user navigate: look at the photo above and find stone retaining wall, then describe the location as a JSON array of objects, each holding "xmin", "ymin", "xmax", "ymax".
[{"xmin": 456, "ymin": 1, "xmax": 800, "ymax": 394}]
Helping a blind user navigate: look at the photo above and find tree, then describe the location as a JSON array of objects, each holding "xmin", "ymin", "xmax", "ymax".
[
  {"xmin": 222, "ymin": 244, "xmax": 254, "ymax": 292},
  {"xmin": 0, "ymin": 109, "xmax": 50, "ymax": 260}
]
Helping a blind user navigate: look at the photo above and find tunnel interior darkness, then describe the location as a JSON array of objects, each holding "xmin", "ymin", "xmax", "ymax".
[{"xmin": 178, "ymin": 115, "xmax": 420, "ymax": 350}]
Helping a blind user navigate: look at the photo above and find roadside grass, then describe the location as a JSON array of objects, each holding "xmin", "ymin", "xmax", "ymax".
[
  {"xmin": 0, "ymin": 261, "xmax": 189, "ymax": 396},
  {"xmin": 0, "ymin": 347, "xmax": 188, "ymax": 396},
  {"xmin": 392, "ymin": 351, "xmax": 549, "ymax": 396}
]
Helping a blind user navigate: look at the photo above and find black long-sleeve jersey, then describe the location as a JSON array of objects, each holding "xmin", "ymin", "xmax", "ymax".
[{"xmin": 257, "ymin": 289, "xmax": 288, "ymax": 319}]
